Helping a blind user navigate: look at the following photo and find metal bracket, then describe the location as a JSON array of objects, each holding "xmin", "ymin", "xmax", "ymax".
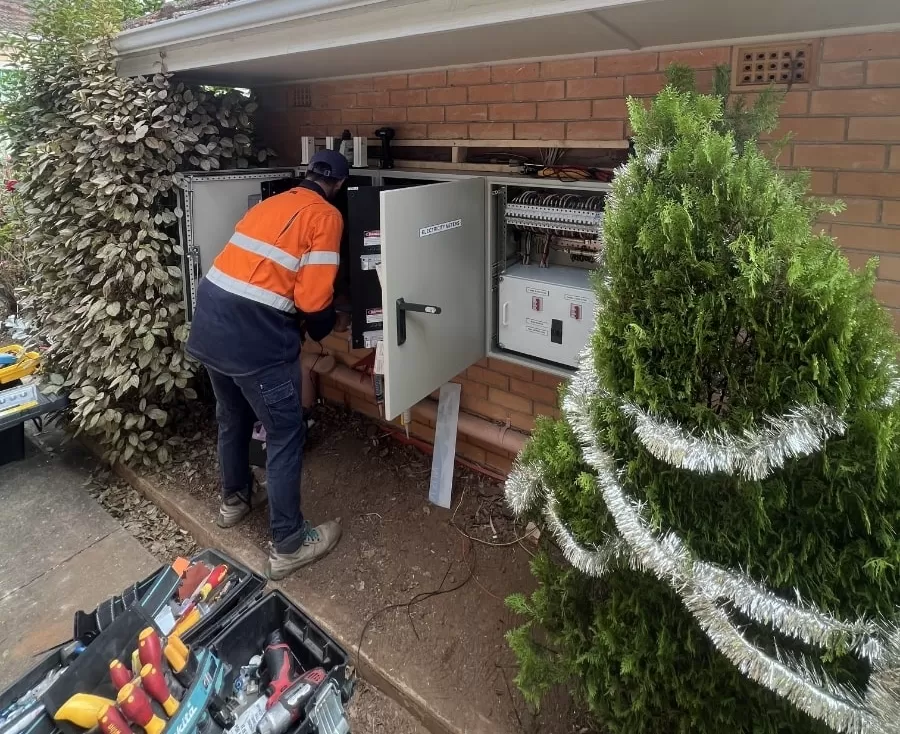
[{"xmin": 396, "ymin": 298, "xmax": 442, "ymax": 346}]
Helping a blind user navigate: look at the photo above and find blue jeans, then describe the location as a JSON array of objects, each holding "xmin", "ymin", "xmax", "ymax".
[{"xmin": 206, "ymin": 362, "xmax": 307, "ymax": 552}]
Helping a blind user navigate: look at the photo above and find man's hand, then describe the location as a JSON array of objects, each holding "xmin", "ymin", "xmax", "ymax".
[{"xmin": 334, "ymin": 310, "xmax": 351, "ymax": 333}]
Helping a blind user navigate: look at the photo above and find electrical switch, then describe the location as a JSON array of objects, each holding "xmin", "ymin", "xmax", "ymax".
[
  {"xmin": 532, "ymin": 296, "xmax": 543, "ymax": 312},
  {"xmin": 570, "ymin": 303, "xmax": 582, "ymax": 320},
  {"xmin": 551, "ymin": 319, "xmax": 563, "ymax": 345}
]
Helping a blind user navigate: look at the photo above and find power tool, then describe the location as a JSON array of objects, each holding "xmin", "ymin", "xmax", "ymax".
[{"xmin": 256, "ymin": 669, "xmax": 327, "ymax": 734}]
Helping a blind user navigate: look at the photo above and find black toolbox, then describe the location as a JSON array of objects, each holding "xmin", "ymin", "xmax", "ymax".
[{"xmin": 0, "ymin": 550, "xmax": 353, "ymax": 734}]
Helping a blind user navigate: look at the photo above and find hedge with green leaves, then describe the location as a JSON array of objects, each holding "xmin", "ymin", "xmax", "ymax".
[
  {"xmin": 507, "ymin": 69, "xmax": 900, "ymax": 734},
  {"xmin": 0, "ymin": 0, "xmax": 273, "ymax": 463}
]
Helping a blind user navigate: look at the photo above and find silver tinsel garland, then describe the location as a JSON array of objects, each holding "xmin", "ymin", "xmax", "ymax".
[{"xmin": 504, "ymin": 350, "xmax": 900, "ymax": 734}]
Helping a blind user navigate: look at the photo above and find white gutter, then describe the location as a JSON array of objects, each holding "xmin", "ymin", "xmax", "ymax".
[
  {"xmin": 114, "ymin": 0, "xmax": 649, "ymax": 55},
  {"xmin": 115, "ymin": 0, "xmax": 396, "ymax": 53}
]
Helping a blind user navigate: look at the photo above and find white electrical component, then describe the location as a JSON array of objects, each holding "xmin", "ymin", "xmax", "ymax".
[
  {"xmin": 300, "ymin": 137, "xmax": 315, "ymax": 164},
  {"xmin": 497, "ymin": 264, "xmax": 594, "ymax": 369}
]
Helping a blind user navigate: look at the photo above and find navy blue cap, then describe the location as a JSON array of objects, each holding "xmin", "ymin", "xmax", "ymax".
[{"xmin": 308, "ymin": 149, "xmax": 350, "ymax": 179}]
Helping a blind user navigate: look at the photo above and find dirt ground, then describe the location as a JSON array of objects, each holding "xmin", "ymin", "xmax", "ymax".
[{"xmin": 148, "ymin": 400, "xmax": 583, "ymax": 734}]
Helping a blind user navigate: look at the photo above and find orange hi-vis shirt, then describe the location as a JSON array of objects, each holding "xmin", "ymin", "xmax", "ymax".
[{"xmin": 205, "ymin": 185, "xmax": 343, "ymax": 315}]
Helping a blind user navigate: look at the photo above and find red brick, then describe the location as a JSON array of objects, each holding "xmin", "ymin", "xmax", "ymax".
[
  {"xmin": 489, "ymin": 103, "xmax": 536, "ymax": 121},
  {"xmin": 837, "ymin": 172, "xmax": 900, "ymax": 198},
  {"xmin": 460, "ymin": 393, "xmax": 518, "ymax": 424},
  {"xmin": 319, "ymin": 78, "xmax": 374, "ymax": 94},
  {"xmin": 390, "ymin": 89, "xmax": 427, "ymax": 106},
  {"xmin": 468, "ymin": 84, "xmax": 514, "ymax": 103},
  {"xmin": 373, "ymin": 107, "xmax": 407, "ymax": 123},
  {"xmin": 484, "ymin": 452, "xmax": 513, "ymax": 475},
  {"xmin": 595, "ymin": 52, "xmax": 659, "ymax": 76},
  {"xmin": 340, "ymin": 108, "xmax": 371, "ymax": 124},
  {"xmin": 541, "ymin": 57, "xmax": 595, "ymax": 79},
  {"xmin": 879, "ymin": 255, "xmax": 900, "ymax": 281},
  {"xmin": 891, "ymin": 309, "xmax": 900, "ymax": 332},
  {"xmin": 516, "ymin": 122, "xmax": 566, "ymax": 140},
  {"xmin": 456, "ymin": 441, "xmax": 487, "ymax": 465},
  {"xmin": 781, "ymin": 91, "xmax": 811, "ymax": 116},
  {"xmin": 793, "ymin": 144, "xmax": 885, "ymax": 170},
  {"xmin": 488, "ymin": 358, "xmax": 533, "ymax": 381},
  {"xmin": 818, "ymin": 61, "xmax": 866, "ymax": 87},
  {"xmin": 811, "ymin": 89, "xmax": 900, "ymax": 116},
  {"xmin": 448, "ymin": 67, "xmax": 492, "ymax": 86},
  {"xmin": 533, "ymin": 371, "xmax": 564, "ymax": 389},
  {"xmin": 384, "ymin": 123, "xmax": 428, "ymax": 140},
  {"xmin": 324, "ymin": 93, "xmax": 357, "ymax": 109},
  {"xmin": 492, "ymin": 62, "xmax": 540, "ymax": 83},
  {"xmin": 867, "ymin": 59, "xmax": 900, "ymax": 86},
  {"xmin": 827, "ymin": 198, "xmax": 881, "ymax": 223},
  {"xmin": 891, "ymin": 147, "xmax": 900, "ymax": 170},
  {"xmin": 762, "ymin": 117, "xmax": 847, "ymax": 142},
  {"xmin": 407, "ymin": 106, "xmax": 444, "ymax": 123},
  {"xmin": 409, "ymin": 421, "xmax": 436, "ymax": 444},
  {"xmin": 408, "ymin": 70, "xmax": 447, "ymax": 88},
  {"xmin": 567, "ymin": 120, "xmax": 626, "ymax": 140},
  {"xmin": 468, "ymin": 122, "xmax": 515, "ymax": 139},
  {"xmin": 658, "ymin": 46, "xmax": 730, "ymax": 69},
  {"xmin": 319, "ymin": 384, "xmax": 346, "ymax": 405},
  {"xmin": 509, "ymin": 377, "xmax": 558, "ymax": 406},
  {"xmin": 566, "ymin": 76, "xmax": 624, "ymax": 99},
  {"xmin": 508, "ymin": 412, "xmax": 536, "ymax": 432},
  {"xmin": 875, "ymin": 280, "xmax": 900, "ymax": 308},
  {"xmin": 832, "ymin": 223, "xmax": 900, "ymax": 254},
  {"xmin": 357, "ymin": 91, "xmax": 390, "ymax": 108},
  {"xmin": 823, "ymin": 31, "xmax": 900, "ymax": 61},
  {"xmin": 592, "ymin": 98, "xmax": 629, "ymax": 118},
  {"xmin": 537, "ymin": 100, "xmax": 591, "ymax": 120},
  {"xmin": 426, "ymin": 86, "xmax": 467, "ymax": 105},
  {"xmin": 449, "ymin": 376, "xmax": 489, "ymax": 400},
  {"xmin": 534, "ymin": 403, "xmax": 561, "ymax": 420},
  {"xmin": 514, "ymin": 80, "xmax": 565, "ymax": 101},
  {"xmin": 428, "ymin": 123, "xmax": 468, "ymax": 139},
  {"xmin": 347, "ymin": 393, "xmax": 381, "ymax": 420},
  {"xmin": 625, "ymin": 72, "xmax": 666, "ymax": 96},
  {"xmin": 307, "ymin": 109, "xmax": 341, "ymax": 125},
  {"xmin": 848, "ymin": 117, "xmax": 900, "ymax": 141},
  {"xmin": 446, "ymin": 105, "xmax": 488, "ymax": 122},
  {"xmin": 843, "ymin": 250, "xmax": 874, "ymax": 270},
  {"xmin": 808, "ymin": 171, "xmax": 836, "ymax": 195},
  {"xmin": 373, "ymin": 74, "xmax": 408, "ymax": 90},
  {"xmin": 884, "ymin": 201, "xmax": 900, "ymax": 225}
]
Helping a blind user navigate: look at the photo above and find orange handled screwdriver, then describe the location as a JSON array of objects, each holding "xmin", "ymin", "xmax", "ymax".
[
  {"xmin": 109, "ymin": 660, "xmax": 132, "ymax": 691},
  {"xmin": 116, "ymin": 684, "xmax": 165, "ymax": 734},
  {"xmin": 170, "ymin": 606, "xmax": 202, "ymax": 639},
  {"xmin": 138, "ymin": 628, "xmax": 163, "ymax": 670},
  {"xmin": 140, "ymin": 664, "xmax": 179, "ymax": 716},
  {"xmin": 98, "ymin": 704, "xmax": 135, "ymax": 734}
]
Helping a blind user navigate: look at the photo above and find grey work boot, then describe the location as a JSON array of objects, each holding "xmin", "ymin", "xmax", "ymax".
[
  {"xmin": 217, "ymin": 478, "xmax": 268, "ymax": 529},
  {"xmin": 266, "ymin": 521, "xmax": 342, "ymax": 580}
]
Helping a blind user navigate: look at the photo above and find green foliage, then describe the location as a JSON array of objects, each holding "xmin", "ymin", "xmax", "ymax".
[
  {"xmin": 508, "ymin": 74, "xmax": 900, "ymax": 733},
  {"xmin": 0, "ymin": 0, "xmax": 273, "ymax": 464}
]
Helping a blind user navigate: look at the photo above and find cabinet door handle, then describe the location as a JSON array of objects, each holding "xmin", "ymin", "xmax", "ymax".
[
  {"xmin": 396, "ymin": 298, "xmax": 442, "ymax": 346},
  {"xmin": 501, "ymin": 301, "xmax": 509, "ymax": 326}
]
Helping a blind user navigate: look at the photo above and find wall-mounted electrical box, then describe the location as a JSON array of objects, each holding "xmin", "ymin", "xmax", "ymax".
[{"xmin": 177, "ymin": 166, "xmax": 609, "ymax": 423}]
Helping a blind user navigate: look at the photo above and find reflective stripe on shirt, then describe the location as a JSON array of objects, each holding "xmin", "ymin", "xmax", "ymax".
[
  {"xmin": 205, "ymin": 265, "xmax": 297, "ymax": 314},
  {"xmin": 299, "ymin": 250, "xmax": 341, "ymax": 267},
  {"xmin": 229, "ymin": 231, "xmax": 301, "ymax": 271}
]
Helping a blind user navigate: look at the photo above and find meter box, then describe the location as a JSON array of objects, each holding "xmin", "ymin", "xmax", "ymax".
[{"xmin": 497, "ymin": 264, "xmax": 594, "ymax": 369}]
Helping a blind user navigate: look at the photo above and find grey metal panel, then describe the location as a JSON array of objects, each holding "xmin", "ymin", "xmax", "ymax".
[
  {"xmin": 179, "ymin": 168, "xmax": 294, "ymax": 321},
  {"xmin": 380, "ymin": 178, "xmax": 487, "ymax": 420}
]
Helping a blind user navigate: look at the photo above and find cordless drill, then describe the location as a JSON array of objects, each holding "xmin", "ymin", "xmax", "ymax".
[
  {"xmin": 263, "ymin": 630, "xmax": 298, "ymax": 704},
  {"xmin": 256, "ymin": 669, "xmax": 327, "ymax": 734}
]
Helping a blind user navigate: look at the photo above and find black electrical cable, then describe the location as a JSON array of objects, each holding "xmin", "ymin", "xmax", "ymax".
[{"xmin": 355, "ymin": 540, "xmax": 476, "ymax": 670}]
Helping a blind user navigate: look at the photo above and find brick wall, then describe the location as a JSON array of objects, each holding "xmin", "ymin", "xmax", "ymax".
[{"xmin": 259, "ymin": 29, "xmax": 900, "ymax": 475}]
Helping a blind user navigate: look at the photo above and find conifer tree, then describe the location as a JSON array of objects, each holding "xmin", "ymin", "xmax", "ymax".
[{"xmin": 506, "ymin": 68, "xmax": 900, "ymax": 734}]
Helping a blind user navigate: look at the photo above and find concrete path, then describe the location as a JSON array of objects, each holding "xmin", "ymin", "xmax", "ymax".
[{"xmin": 0, "ymin": 440, "xmax": 158, "ymax": 689}]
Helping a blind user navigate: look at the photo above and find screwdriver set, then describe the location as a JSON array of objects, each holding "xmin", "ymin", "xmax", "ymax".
[{"xmin": 0, "ymin": 551, "xmax": 352, "ymax": 734}]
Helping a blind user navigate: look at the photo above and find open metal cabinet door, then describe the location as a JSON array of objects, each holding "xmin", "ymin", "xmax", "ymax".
[
  {"xmin": 178, "ymin": 169, "xmax": 295, "ymax": 321},
  {"xmin": 381, "ymin": 178, "xmax": 487, "ymax": 420}
]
